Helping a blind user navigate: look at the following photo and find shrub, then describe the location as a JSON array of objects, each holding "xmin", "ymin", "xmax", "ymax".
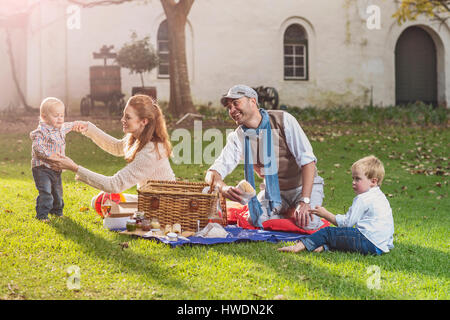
[
  {"xmin": 116, "ymin": 31, "xmax": 158, "ymax": 87},
  {"xmin": 193, "ymin": 103, "xmax": 448, "ymax": 126}
]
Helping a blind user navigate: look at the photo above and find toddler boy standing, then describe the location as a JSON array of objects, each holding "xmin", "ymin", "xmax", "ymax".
[{"xmin": 30, "ymin": 97, "xmax": 78, "ymax": 221}]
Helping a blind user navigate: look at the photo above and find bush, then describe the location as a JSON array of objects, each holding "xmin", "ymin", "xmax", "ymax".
[
  {"xmin": 288, "ymin": 103, "xmax": 448, "ymax": 126},
  {"xmin": 193, "ymin": 103, "xmax": 448, "ymax": 127}
]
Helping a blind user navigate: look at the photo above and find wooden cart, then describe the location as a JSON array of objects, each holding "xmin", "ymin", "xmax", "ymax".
[
  {"xmin": 80, "ymin": 45, "xmax": 125, "ymax": 116},
  {"xmin": 252, "ymin": 86, "xmax": 279, "ymax": 110}
]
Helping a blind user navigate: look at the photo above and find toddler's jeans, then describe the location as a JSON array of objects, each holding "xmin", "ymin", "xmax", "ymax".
[
  {"xmin": 32, "ymin": 166, "xmax": 64, "ymax": 220},
  {"xmin": 300, "ymin": 227, "xmax": 382, "ymax": 255}
]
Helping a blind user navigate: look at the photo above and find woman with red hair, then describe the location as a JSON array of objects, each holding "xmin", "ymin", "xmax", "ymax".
[{"xmin": 48, "ymin": 95, "xmax": 175, "ymax": 195}]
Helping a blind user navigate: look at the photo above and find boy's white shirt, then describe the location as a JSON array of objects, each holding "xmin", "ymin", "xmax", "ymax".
[{"xmin": 335, "ymin": 186, "xmax": 395, "ymax": 253}]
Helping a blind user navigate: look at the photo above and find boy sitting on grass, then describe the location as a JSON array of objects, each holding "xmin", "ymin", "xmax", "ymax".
[
  {"xmin": 30, "ymin": 97, "xmax": 82, "ymax": 222},
  {"xmin": 278, "ymin": 155, "xmax": 394, "ymax": 255}
]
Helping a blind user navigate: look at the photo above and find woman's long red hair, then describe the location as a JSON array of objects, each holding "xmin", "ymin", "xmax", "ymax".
[{"xmin": 124, "ymin": 95, "xmax": 172, "ymax": 163}]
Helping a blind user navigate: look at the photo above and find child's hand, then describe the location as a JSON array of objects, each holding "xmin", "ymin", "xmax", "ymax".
[
  {"xmin": 309, "ymin": 206, "xmax": 337, "ymax": 226},
  {"xmin": 308, "ymin": 205, "xmax": 328, "ymax": 218},
  {"xmin": 73, "ymin": 121, "xmax": 88, "ymax": 133}
]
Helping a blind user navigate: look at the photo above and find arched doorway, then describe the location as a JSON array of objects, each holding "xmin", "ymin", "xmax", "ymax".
[{"xmin": 395, "ymin": 26, "xmax": 437, "ymax": 106}]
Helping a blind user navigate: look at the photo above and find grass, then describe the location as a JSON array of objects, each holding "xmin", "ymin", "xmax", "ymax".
[{"xmin": 0, "ymin": 117, "xmax": 449, "ymax": 300}]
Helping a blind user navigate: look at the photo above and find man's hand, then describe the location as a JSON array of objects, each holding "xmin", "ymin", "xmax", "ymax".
[
  {"xmin": 205, "ymin": 170, "xmax": 243, "ymax": 203},
  {"xmin": 205, "ymin": 170, "xmax": 227, "ymax": 194},
  {"xmin": 294, "ymin": 201, "xmax": 312, "ymax": 227},
  {"xmin": 221, "ymin": 185, "xmax": 244, "ymax": 203},
  {"xmin": 205, "ymin": 170, "xmax": 219, "ymax": 189}
]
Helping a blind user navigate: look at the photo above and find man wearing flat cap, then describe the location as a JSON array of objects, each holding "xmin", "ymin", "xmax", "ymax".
[{"xmin": 205, "ymin": 84, "xmax": 324, "ymax": 230}]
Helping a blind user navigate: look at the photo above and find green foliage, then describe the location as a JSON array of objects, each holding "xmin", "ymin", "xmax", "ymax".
[
  {"xmin": 196, "ymin": 104, "xmax": 230, "ymax": 123},
  {"xmin": 115, "ymin": 31, "xmax": 158, "ymax": 87},
  {"xmin": 274, "ymin": 103, "xmax": 448, "ymax": 126},
  {"xmin": 393, "ymin": 0, "xmax": 450, "ymax": 24},
  {"xmin": 196, "ymin": 103, "xmax": 448, "ymax": 127}
]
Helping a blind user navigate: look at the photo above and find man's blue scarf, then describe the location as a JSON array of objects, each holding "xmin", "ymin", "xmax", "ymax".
[{"xmin": 242, "ymin": 109, "xmax": 282, "ymax": 228}]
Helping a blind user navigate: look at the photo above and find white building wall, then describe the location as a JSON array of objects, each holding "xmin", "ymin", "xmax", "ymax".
[
  {"xmin": 16, "ymin": 0, "xmax": 450, "ymax": 112},
  {"xmin": 0, "ymin": 27, "xmax": 27, "ymax": 111}
]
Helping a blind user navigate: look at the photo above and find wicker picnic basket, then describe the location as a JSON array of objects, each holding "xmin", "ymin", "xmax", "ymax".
[{"xmin": 137, "ymin": 180, "xmax": 227, "ymax": 232}]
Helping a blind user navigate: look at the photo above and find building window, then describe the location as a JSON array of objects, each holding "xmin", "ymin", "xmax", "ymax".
[
  {"xmin": 157, "ymin": 20, "xmax": 169, "ymax": 78},
  {"xmin": 283, "ymin": 24, "xmax": 308, "ymax": 80}
]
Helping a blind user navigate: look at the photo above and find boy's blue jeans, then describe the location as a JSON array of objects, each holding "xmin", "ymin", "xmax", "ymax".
[
  {"xmin": 300, "ymin": 227, "xmax": 382, "ymax": 255},
  {"xmin": 32, "ymin": 166, "xmax": 64, "ymax": 220}
]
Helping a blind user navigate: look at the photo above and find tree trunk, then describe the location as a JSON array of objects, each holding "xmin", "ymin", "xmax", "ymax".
[
  {"xmin": 140, "ymin": 72, "xmax": 145, "ymax": 87},
  {"xmin": 5, "ymin": 27, "xmax": 34, "ymax": 113},
  {"xmin": 161, "ymin": 0, "xmax": 196, "ymax": 118}
]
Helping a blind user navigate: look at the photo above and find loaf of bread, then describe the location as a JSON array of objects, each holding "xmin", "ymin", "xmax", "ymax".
[
  {"xmin": 237, "ymin": 180, "xmax": 255, "ymax": 194},
  {"xmin": 236, "ymin": 180, "xmax": 256, "ymax": 205}
]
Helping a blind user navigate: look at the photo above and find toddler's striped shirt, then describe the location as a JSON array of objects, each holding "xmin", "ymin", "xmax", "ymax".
[{"xmin": 30, "ymin": 121, "xmax": 74, "ymax": 170}]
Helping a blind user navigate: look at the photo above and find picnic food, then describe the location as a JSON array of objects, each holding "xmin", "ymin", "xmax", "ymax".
[
  {"xmin": 236, "ymin": 180, "xmax": 257, "ymax": 205},
  {"xmin": 182, "ymin": 231, "xmax": 195, "ymax": 237},
  {"xmin": 164, "ymin": 224, "xmax": 172, "ymax": 235},
  {"xmin": 151, "ymin": 217, "xmax": 161, "ymax": 229},
  {"xmin": 173, "ymin": 223, "xmax": 182, "ymax": 234},
  {"xmin": 134, "ymin": 211, "xmax": 145, "ymax": 222},
  {"xmin": 167, "ymin": 232, "xmax": 178, "ymax": 241},
  {"xmin": 237, "ymin": 180, "xmax": 255, "ymax": 194},
  {"xmin": 142, "ymin": 219, "xmax": 151, "ymax": 231},
  {"xmin": 126, "ymin": 219, "xmax": 136, "ymax": 232}
]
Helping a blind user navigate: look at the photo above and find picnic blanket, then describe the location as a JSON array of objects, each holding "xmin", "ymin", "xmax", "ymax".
[
  {"xmin": 121, "ymin": 225, "xmax": 309, "ymax": 248},
  {"xmin": 115, "ymin": 202, "xmax": 330, "ymax": 248}
]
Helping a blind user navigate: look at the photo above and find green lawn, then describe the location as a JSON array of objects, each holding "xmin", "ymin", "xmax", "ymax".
[{"xmin": 0, "ymin": 121, "xmax": 448, "ymax": 300}]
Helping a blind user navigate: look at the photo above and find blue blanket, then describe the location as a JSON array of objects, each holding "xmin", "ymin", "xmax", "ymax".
[{"xmin": 117, "ymin": 225, "xmax": 307, "ymax": 248}]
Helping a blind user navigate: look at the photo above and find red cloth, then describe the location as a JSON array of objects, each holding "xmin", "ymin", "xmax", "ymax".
[{"xmin": 227, "ymin": 204, "xmax": 330, "ymax": 235}]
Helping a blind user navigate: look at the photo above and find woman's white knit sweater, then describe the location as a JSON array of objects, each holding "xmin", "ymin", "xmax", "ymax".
[{"xmin": 75, "ymin": 122, "xmax": 175, "ymax": 193}]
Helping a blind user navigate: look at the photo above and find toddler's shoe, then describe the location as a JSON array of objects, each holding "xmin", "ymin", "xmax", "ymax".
[{"xmin": 50, "ymin": 213, "xmax": 64, "ymax": 217}]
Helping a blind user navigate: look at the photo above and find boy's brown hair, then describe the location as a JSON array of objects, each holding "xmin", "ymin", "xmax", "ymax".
[{"xmin": 351, "ymin": 155, "xmax": 385, "ymax": 186}]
